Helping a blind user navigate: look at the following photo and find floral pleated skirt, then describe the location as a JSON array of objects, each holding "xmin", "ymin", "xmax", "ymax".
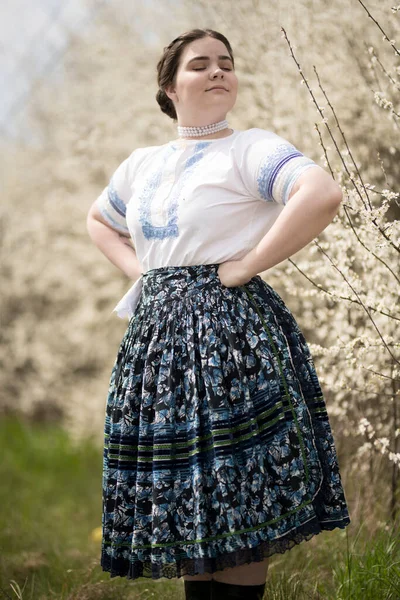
[{"xmin": 100, "ymin": 263, "xmax": 351, "ymax": 580}]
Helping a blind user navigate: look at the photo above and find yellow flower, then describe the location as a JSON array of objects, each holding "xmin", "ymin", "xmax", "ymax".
[{"xmin": 91, "ymin": 526, "xmax": 103, "ymax": 542}]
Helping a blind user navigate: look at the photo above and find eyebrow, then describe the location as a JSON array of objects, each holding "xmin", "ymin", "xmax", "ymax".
[{"xmin": 187, "ymin": 55, "xmax": 233, "ymax": 64}]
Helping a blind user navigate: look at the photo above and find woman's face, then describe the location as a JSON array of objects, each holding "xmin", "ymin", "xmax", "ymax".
[{"xmin": 165, "ymin": 36, "xmax": 238, "ymax": 125}]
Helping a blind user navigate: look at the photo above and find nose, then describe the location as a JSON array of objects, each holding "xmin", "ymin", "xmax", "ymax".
[{"xmin": 211, "ymin": 68, "xmax": 224, "ymax": 79}]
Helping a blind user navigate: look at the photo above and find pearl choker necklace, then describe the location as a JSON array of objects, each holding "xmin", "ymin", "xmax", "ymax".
[{"xmin": 177, "ymin": 119, "xmax": 229, "ymax": 138}]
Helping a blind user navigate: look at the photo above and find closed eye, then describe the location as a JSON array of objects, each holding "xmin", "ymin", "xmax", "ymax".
[{"xmin": 193, "ymin": 67, "xmax": 232, "ymax": 71}]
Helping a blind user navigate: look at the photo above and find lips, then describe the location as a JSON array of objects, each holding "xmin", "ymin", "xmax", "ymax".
[{"xmin": 206, "ymin": 86, "xmax": 228, "ymax": 91}]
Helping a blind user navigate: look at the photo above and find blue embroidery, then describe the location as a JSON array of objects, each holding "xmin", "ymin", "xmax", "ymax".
[
  {"xmin": 138, "ymin": 147, "xmax": 173, "ymax": 240},
  {"xmin": 108, "ymin": 177, "xmax": 126, "ymax": 217},
  {"xmin": 257, "ymin": 142, "xmax": 303, "ymax": 202},
  {"xmin": 100, "ymin": 207, "xmax": 129, "ymax": 233},
  {"xmin": 139, "ymin": 142, "xmax": 211, "ymax": 240}
]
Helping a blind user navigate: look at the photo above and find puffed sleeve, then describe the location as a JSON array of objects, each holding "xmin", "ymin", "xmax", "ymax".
[
  {"xmin": 95, "ymin": 153, "xmax": 134, "ymax": 235},
  {"xmin": 239, "ymin": 128, "xmax": 321, "ymax": 205}
]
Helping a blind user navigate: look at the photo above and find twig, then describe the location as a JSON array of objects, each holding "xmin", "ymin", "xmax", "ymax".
[
  {"xmin": 282, "ymin": 26, "xmax": 400, "ymax": 254},
  {"xmin": 288, "ymin": 258, "xmax": 400, "ymax": 321},
  {"xmin": 281, "ymin": 27, "xmax": 368, "ymax": 212},
  {"xmin": 367, "ymin": 45, "xmax": 400, "ymax": 89},
  {"xmin": 357, "ymin": 0, "xmax": 400, "ymax": 57},
  {"xmin": 346, "ymin": 388, "xmax": 397, "ymax": 397},
  {"xmin": 314, "ymin": 125, "xmax": 335, "ymax": 178},
  {"xmin": 315, "ymin": 124, "xmax": 400, "ymax": 285},
  {"xmin": 363, "ymin": 366, "xmax": 400, "ymax": 382},
  {"xmin": 313, "ymin": 66, "xmax": 372, "ymax": 210},
  {"xmin": 342, "ymin": 203, "xmax": 400, "ymax": 286},
  {"xmin": 314, "ymin": 240, "xmax": 400, "ymax": 367}
]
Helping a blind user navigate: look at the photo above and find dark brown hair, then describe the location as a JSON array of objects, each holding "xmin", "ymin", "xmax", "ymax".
[{"xmin": 156, "ymin": 29, "xmax": 235, "ymax": 121}]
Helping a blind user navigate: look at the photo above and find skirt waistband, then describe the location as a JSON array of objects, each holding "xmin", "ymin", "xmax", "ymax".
[
  {"xmin": 141, "ymin": 263, "xmax": 222, "ymax": 306},
  {"xmin": 113, "ymin": 263, "xmax": 235, "ymax": 319}
]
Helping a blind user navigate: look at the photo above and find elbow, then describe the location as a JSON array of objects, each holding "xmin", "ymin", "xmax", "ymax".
[
  {"xmin": 86, "ymin": 202, "xmax": 102, "ymax": 236},
  {"xmin": 86, "ymin": 210, "xmax": 95, "ymax": 237},
  {"xmin": 295, "ymin": 168, "xmax": 343, "ymax": 210},
  {"xmin": 327, "ymin": 182, "xmax": 343, "ymax": 208},
  {"xmin": 320, "ymin": 182, "xmax": 343, "ymax": 215}
]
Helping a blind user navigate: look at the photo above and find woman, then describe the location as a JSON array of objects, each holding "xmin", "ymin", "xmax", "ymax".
[{"xmin": 86, "ymin": 28, "xmax": 351, "ymax": 600}]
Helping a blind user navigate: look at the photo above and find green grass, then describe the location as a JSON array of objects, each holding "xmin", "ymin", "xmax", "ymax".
[{"xmin": 0, "ymin": 414, "xmax": 399, "ymax": 599}]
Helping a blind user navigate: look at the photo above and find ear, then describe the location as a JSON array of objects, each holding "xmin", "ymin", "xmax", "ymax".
[{"xmin": 164, "ymin": 84, "xmax": 177, "ymax": 102}]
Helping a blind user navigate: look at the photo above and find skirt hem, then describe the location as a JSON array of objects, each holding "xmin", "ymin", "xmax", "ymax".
[{"xmin": 100, "ymin": 515, "xmax": 351, "ymax": 581}]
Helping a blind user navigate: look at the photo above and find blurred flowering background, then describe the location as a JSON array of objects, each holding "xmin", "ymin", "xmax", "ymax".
[{"xmin": 1, "ymin": 1, "xmax": 399, "ymax": 598}]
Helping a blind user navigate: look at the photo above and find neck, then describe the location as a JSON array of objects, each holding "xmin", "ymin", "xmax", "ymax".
[{"xmin": 177, "ymin": 118, "xmax": 229, "ymax": 139}]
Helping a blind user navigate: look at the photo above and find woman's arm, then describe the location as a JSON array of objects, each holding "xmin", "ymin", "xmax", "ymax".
[
  {"xmin": 218, "ymin": 167, "xmax": 343, "ymax": 287},
  {"xmin": 241, "ymin": 167, "xmax": 343, "ymax": 278},
  {"xmin": 86, "ymin": 201, "xmax": 143, "ymax": 281}
]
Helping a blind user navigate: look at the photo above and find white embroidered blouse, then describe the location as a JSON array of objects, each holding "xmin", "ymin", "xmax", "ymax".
[{"xmin": 95, "ymin": 127, "xmax": 321, "ymax": 318}]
